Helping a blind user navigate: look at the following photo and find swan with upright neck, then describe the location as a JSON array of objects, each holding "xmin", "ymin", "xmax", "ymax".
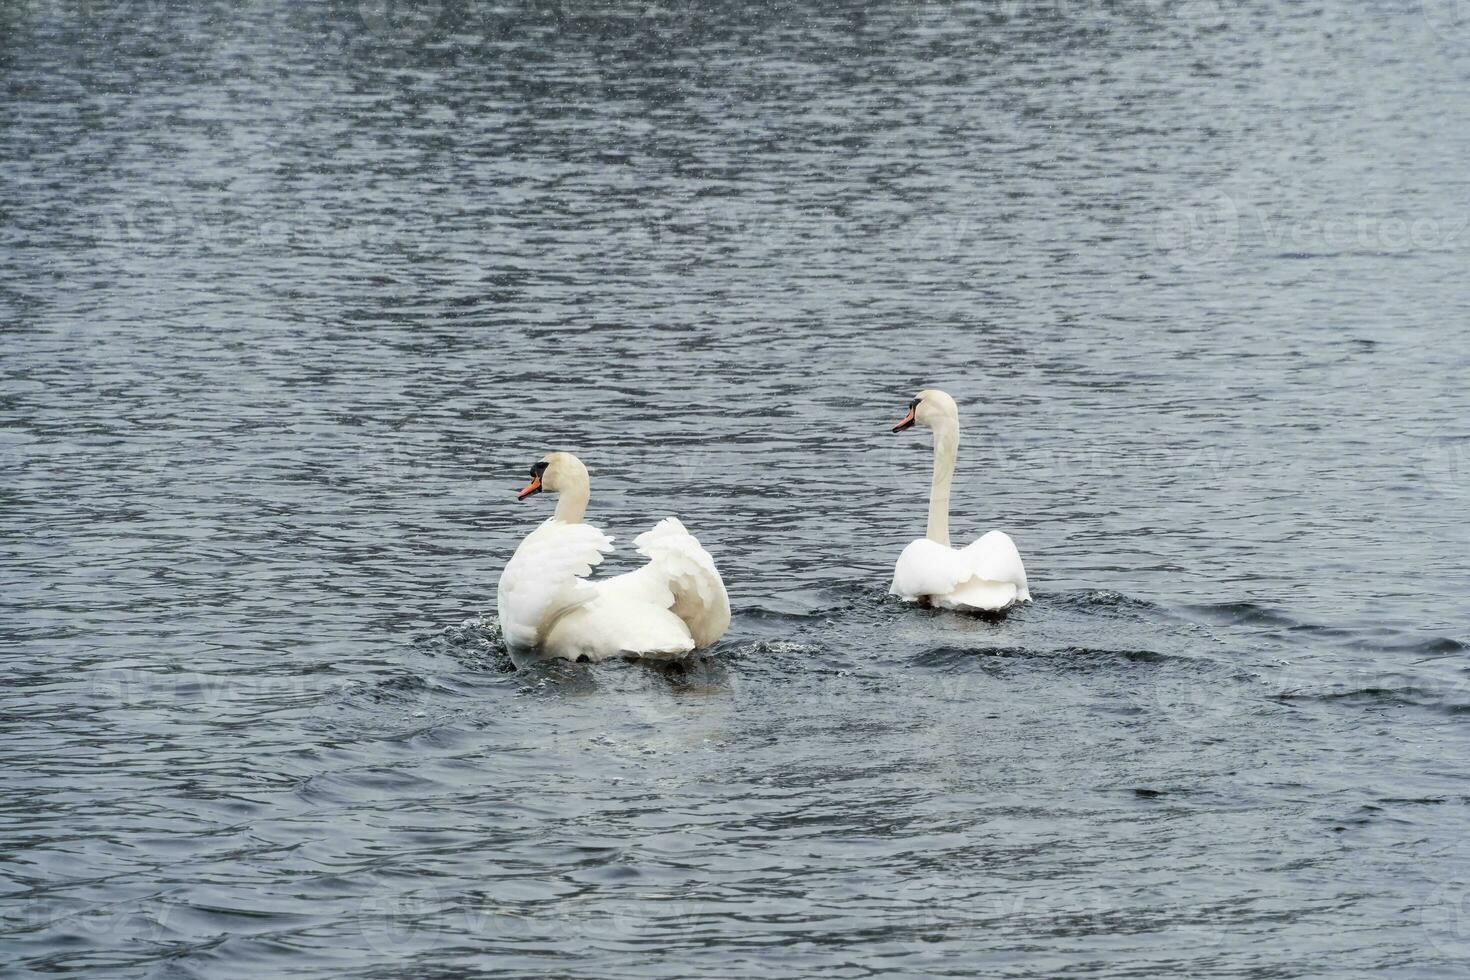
[
  {"xmin": 889, "ymin": 389, "xmax": 1030, "ymax": 612},
  {"xmin": 496, "ymin": 452, "xmax": 731, "ymax": 662}
]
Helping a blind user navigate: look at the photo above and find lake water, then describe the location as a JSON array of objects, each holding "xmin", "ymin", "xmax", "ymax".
[{"xmin": 3, "ymin": 0, "xmax": 1469, "ymax": 976}]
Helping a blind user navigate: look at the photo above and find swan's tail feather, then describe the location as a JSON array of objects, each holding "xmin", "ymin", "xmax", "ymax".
[
  {"xmin": 962, "ymin": 530, "xmax": 1031, "ymax": 603},
  {"xmin": 634, "ymin": 518, "xmax": 731, "ymax": 647},
  {"xmin": 937, "ymin": 578, "xmax": 1019, "ymax": 612}
]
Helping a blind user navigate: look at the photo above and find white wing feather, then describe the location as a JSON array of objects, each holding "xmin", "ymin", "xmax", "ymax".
[
  {"xmin": 495, "ymin": 518, "xmax": 614, "ymax": 650},
  {"xmin": 891, "ymin": 531, "xmax": 1030, "ymax": 612},
  {"xmin": 963, "ymin": 530, "xmax": 1030, "ymax": 602},
  {"xmin": 630, "ymin": 517, "xmax": 731, "ymax": 647},
  {"xmin": 890, "ymin": 538, "xmax": 975, "ymax": 599}
]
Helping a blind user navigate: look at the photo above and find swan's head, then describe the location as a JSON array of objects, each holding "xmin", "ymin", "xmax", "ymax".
[
  {"xmin": 516, "ymin": 451, "xmax": 587, "ymax": 501},
  {"xmin": 892, "ymin": 388, "xmax": 958, "ymax": 433}
]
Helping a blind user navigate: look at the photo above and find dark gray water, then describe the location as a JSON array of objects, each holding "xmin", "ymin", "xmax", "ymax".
[{"xmin": 4, "ymin": 0, "xmax": 1470, "ymax": 976}]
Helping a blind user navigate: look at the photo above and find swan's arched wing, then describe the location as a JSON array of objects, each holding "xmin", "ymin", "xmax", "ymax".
[
  {"xmin": 962, "ymin": 530, "xmax": 1030, "ymax": 601},
  {"xmin": 890, "ymin": 538, "xmax": 975, "ymax": 600},
  {"xmin": 892, "ymin": 533, "xmax": 1030, "ymax": 610},
  {"xmin": 496, "ymin": 518, "xmax": 614, "ymax": 650},
  {"xmin": 624, "ymin": 517, "xmax": 731, "ymax": 647}
]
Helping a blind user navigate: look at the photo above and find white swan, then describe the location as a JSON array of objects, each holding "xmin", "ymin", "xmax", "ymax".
[
  {"xmin": 889, "ymin": 389, "xmax": 1031, "ymax": 612},
  {"xmin": 496, "ymin": 452, "xmax": 730, "ymax": 662}
]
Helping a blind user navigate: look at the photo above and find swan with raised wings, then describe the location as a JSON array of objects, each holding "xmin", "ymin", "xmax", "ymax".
[
  {"xmin": 496, "ymin": 452, "xmax": 730, "ymax": 661},
  {"xmin": 889, "ymin": 389, "xmax": 1031, "ymax": 612}
]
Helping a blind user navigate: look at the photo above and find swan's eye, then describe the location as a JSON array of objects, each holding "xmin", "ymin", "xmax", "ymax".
[
  {"xmin": 909, "ymin": 398, "xmax": 921, "ymax": 410},
  {"xmin": 531, "ymin": 461, "xmax": 548, "ymax": 479}
]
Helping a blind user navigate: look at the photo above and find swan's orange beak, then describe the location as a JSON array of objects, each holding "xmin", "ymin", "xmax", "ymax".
[
  {"xmin": 892, "ymin": 406, "xmax": 917, "ymax": 432},
  {"xmin": 516, "ymin": 476, "xmax": 542, "ymax": 500}
]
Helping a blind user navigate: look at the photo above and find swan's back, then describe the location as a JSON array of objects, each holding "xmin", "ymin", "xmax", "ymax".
[
  {"xmin": 535, "ymin": 517, "xmax": 730, "ymax": 660},
  {"xmin": 891, "ymin": 531, "xmax": 1030, "ymax": 612}
]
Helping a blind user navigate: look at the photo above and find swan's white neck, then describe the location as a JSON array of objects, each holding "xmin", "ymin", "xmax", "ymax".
[
  {"xmin": 553, "ymin": 474, "xmax": 590, "ymax": 524},
  {"xmin": 927, "ymin": 419, "xmax": 958, "ymax": 547}
]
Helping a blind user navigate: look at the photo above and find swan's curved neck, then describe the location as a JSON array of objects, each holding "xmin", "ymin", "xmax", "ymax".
[
  {"xmin": 553, "ymin": 474, "xmax": 590, "ymax": 524},
  {"xmin": 927, "ymin": 420, "xmax": 958, "ymax": 547}
]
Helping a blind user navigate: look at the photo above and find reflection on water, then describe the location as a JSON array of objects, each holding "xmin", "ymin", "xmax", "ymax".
[{"xmin": 3, "ymin": 0, "xmax": 1469, "ymax": 976}]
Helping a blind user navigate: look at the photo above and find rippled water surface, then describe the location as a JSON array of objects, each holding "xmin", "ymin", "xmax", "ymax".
[{"xmin": 4, "ymin": 0, "xmax": 1470, "ymax": 976}]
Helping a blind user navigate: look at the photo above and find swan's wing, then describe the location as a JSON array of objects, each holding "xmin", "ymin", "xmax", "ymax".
[
  {"xmin": 620, "ymin": 517, "xmax": 731, "ymax": 648},
  {"xmin": 890, "ymin": 538, "xmax": 975, "ymax": 599},
  {"xmin": 962, "ymin": 530, "xmax": 1030, "ymax": 601},
  {"xmin": 541, "ymin": 590, "xmax": 694, "ymax": 660},
  {"xmin": 892, "ymin": 533, "xmax": 1030, "ymax": 610},
  {"xmin": 495, "ymin": 518, "xmax": 614, "ymax": 650}
]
